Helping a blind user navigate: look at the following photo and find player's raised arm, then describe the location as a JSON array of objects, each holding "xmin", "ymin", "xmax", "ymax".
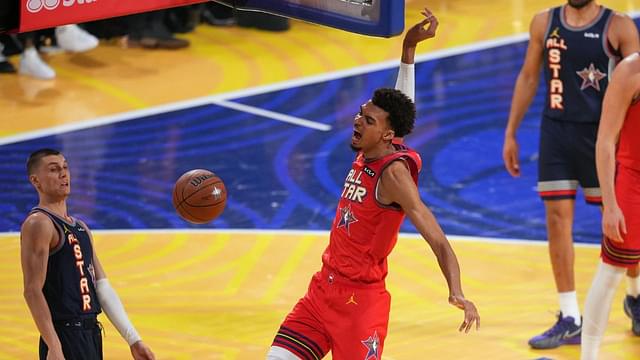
[
  {"xmin": 395, "ymin": 7, "xmax": 438, "ymax": 103},
  {"xmin": 378, "ymin": 160, "xmax": 480, "ymax": 333},
  {"xmin": 21, "ymin": 213, "xmax": 65, "ymax": 360}
]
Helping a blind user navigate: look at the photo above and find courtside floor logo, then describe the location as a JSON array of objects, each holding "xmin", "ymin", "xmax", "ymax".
[{"xmin": 27, "ymin": 0, "xmax": 96, "ymax": 13}]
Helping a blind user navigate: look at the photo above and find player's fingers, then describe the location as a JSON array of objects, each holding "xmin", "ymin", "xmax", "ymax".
[
  {"xmin": 427, "ymin": 17, "xmax": 439, "ymax": 30},
  {"xmin": 458, "ymin": 320, "xmax": 466, "ymax": 332},
  {"xmin": 506, "ymin": 155, "xmax": 519, "ymax": 176},
  {"xmin": 511, "ymin": 153, "xmax": 520, "ymax": 175},
  {"xmin": 503, "ymin": 146, "xmax": 516, "ymax": 170},
  {"xmin": 604, "ymin": 224, "xmax": 617, "ymax": 242},
  {"xmin": 614, "ymin": 223, "xmax": 623, "ymax": 242},
  {"xmin": 621, "ymin": 216, "xmax": 627, "ymax": 235},
  {"xmin": 612, "ymin": 228, "xmax": 624, "ymax": 242},
  {"xmin": 608, "ymin": 220, "xmax": 624, "ymax": 242},
  {"xmin": 465, "ymin": 313, "xmax": 476, "ymax": 333},
  {"xmin": 421, "ymin": 9, "xmax": 435, "ymax": 23},
  {"xmin": 604, "ymin": 223, "xmax": 614, "ymax": 239}
]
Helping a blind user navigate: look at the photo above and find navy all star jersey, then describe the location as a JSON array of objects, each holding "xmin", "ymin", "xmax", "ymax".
[
  {"xmin": 31, "ymin": 207, "xmax": 102, "ymax": 321},
  {"xmin": 543, "ymin": 5, "xmax": 620, "ymax": 123}
]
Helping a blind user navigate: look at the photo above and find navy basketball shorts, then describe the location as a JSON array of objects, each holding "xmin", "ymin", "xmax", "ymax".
[
  {"xmin": 40, "ymin": 317, "xmax": 102, "ymax": 360},
  {"xmin": 537, "ymin": 116, "xmax": 602, "ymax": 205}
]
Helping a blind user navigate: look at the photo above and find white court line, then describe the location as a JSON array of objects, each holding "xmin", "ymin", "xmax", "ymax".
[
  {"xmin": 211, "ymin": 99, "xmax": 331, "ymax": 131},
  {"xmin": 0, "ymin": 229, "xmax": 600, "ymax": 248},
  {"xmin": 0, "ymin": 32, "xmax": 533, "ymax": 146},
  {"xmin": 2, "ymin": 11, "xmax": 639, "ymax": 146}
]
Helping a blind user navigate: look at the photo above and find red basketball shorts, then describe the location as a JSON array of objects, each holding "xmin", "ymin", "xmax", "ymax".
[
  {"xmin": 601, "ymin": 164, "xmax": 640, "ymax": 268},
  {"xmin": 271, "ymin": 266, "xmax": 391, "ymax": 360}
]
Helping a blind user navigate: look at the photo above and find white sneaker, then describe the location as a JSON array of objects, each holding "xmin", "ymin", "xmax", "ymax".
[
  {"xmin": 19, "ymin": 48, "xmax": 55, "ymax": 80},
  {"xmin": 55, "ymin": 24, "xmax": 99, "ymax": 53}
]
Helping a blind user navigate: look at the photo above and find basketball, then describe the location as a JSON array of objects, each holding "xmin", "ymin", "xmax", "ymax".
[{"xmin": 172, "ymin": 169, "xmax": 227, "ymax": 224}]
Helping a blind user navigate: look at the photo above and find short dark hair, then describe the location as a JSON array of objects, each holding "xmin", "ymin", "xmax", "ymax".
[
  {"xmin": 27, "ymin": 148, "xmax": 61, "ymax": 175},
  {"xmin": 371, "ymin": 88, "xmax": 416, "ymax": 138}
]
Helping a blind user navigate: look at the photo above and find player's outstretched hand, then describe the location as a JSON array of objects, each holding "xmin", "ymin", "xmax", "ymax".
[
  {"xmin": 403, "ymin": 7, "xmax": 439, "ymax": 48},
  {"xmin": 46, "ymin": 349, "xmax": 66, "ymax": 360},
  {"xmin": 449, "ymin": 295, "xmax": 480, "ymax": 333},
  {"xmin": 502, "ymin": 135, "xmax": 521, "ymax": 177},
  {"xmin": 131, "ymin": 340, "xmax": 156, "ymax": 360},
  {"xmin": 602, "ymin": 204, "xmax": 627, "ymax": 243}
]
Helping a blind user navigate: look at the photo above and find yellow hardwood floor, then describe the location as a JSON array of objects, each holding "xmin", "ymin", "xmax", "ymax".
[{"xmin": 1, "ymin": 232, "xmax": 638, "ymax": 359}]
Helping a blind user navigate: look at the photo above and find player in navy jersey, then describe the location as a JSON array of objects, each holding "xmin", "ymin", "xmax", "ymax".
[
  {"xmin": 502, "ymin": 0, "xmax": 640, "ymax": 349},
  {"xmin": 267, "ymin": 9, "xmax": 479, "ymax": 360},
  {"xmin": 20, "ymin": 149, "xmax": 155, "ymax": 360}
]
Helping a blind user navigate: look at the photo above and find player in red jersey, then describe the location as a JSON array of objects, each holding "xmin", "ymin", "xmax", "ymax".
[
  {"xmin": 581, "ymin": 53, "xmax": 640, "ymax": 359},
  {"xmin": 267, "ymin": 9, "xmax": 480, "ymax": 360}
]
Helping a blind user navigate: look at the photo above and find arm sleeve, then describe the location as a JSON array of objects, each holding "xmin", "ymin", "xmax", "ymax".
[
  {"xmin": 395, "ymin": 62, "xmax": 415, "ymax": 102},
  {"xmin": 96, "ymin": 278, "xmax": 141, "ymax": 346}
]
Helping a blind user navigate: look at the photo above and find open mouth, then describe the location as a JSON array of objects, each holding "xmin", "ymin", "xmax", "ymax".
[{"xmin": 352, "ymin": 129, "xmax": 362, "ymax": 142}]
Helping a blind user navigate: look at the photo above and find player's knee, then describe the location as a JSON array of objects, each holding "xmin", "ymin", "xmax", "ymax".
[
  {"xmin": 545, "ymin": 203, "xmax": 572, "ymax": 227},
  {"xmin": 266, "ymin": 346, "xmax": 301, "ymax": 360}
]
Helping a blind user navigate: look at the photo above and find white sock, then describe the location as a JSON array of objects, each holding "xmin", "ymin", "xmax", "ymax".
[
  {"xmin": 581, "ymin": 261, "xmax": 625, "ymax": 360},
  {"xmin": 627, "ymin": 274, "xmax": 640, "ymax": 297},
  {"xmin": 267, "ymin": 346, "xmax": 302, "ymax": 360},
  {"xmin": 0, "ymin": 43, "xmax": 6, "ymax": 62},
  {"xmin": 559, "ymin": 291, "xmax": 581, "ymax": 326}
]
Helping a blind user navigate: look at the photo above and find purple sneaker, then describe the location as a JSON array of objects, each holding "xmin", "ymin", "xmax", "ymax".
[
  {"xmin": 528, "ymin": 312, "xmax": 581, "ymax": 349},
  {"xmin": 623, "ymin": 295, "xmax": 640, "ymax": 336}
]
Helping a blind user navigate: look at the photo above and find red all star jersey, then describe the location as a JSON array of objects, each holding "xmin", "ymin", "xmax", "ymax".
[
  {"xmin": 617, "ymin": 99, "xmax": 640, "ymax": 171},
  {"xmin": 322, "ymin": 143, "xmax": 422, "ymax": 283}
]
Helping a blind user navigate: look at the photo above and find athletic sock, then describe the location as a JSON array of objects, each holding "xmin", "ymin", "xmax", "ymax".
[{"xmin": 559, "ymin": 291, "xmax": 581, "ymax": 326}]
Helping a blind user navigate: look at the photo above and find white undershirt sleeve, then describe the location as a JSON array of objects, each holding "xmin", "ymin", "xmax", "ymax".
[
  {"xmin": 394, "ymin": 62, "xmax": 415, "ymax": 102},
  {"xmin": 96, "ymin": 278, "xmax": 141, "ymax": 346}
]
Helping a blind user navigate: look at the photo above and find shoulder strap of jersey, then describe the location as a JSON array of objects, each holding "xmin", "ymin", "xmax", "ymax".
[
  {"xmin": 380, "ymin": 150, "xmax": 420, "ymax": 184},
  {"xmin": 601, "ymin": 8, "xmax": 621, "ymax": 59},
  {"xmin": 600, "ymin": 7, "xmax": 613, "ymax": 24},
  {"xmin": 373, "ymin": 151, "xmax": 420, "ymax": 210},
  {"xmin": 29, "ymin": 207, "xmax": 65, "ymax": 256},
  {"xmin": 544, "ymin": 7, "xmax": 561, "ymax": 42}
]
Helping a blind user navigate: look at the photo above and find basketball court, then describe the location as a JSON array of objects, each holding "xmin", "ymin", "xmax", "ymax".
[{"xmin": 1, "ymin": 1, "xmax": 639, "ymax": 359}]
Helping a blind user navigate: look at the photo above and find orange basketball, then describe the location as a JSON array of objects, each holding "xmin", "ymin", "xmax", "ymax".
[{"xmin": 172, "ymin": 169, "xmax": 227, "ymax": 224}]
